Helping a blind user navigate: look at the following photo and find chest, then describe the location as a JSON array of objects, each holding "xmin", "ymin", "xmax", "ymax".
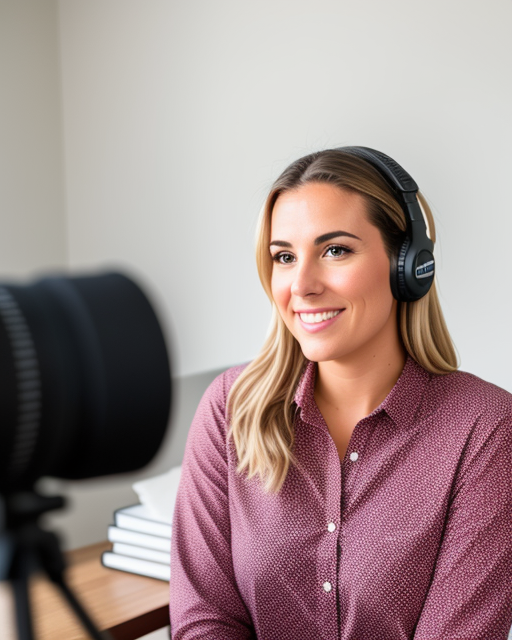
[{"xmin": 227, "ymin": 413, "xmax": 463, "ymax": 639}]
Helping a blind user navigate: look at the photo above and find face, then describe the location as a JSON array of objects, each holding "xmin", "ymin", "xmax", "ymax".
[{"xmin": 269, "ymin": 182, "xmax": 400, "ymax": 367}]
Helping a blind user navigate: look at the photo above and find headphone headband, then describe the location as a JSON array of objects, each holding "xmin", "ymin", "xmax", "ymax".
[
  {"xmin": 340, "ymin": 146, "xmax": 419, "ymax": 193},
  {"xmin": 337, "ymin": 146, "xmax": 435, "ymax": 302}
]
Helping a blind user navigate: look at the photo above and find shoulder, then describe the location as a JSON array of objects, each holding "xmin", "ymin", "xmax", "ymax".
[
  {"xmin": 201, "ymin": 363, "xmax": 250, "ymax": 405},
  {"xmin": 190, "ymin": 363, "xmax": 249, "ymax": 430},
  {"xmin": 425, "ymin": 369, "xmax": 512, "ymax": 432},
  {"xmin": 429, "ymin": 369, "xmax": 511, "ymax": 410},
  {"xmin": 183, "ymin": 363, "xmax": 249, "ymax": 461}
]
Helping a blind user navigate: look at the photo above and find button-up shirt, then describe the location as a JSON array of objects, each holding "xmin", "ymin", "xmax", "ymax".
[{"xmin": 169, "ymin": 357, "xmax": 512, "ymax": 639}]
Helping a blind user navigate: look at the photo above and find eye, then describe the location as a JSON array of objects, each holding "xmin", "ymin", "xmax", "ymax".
[
  {"xmin": 271, "ymin": 251, "xmax": 295, "ymax": 265},
  {"xmin": 324, "ymin": 244, "xmax": 351, "ymax": 258}
]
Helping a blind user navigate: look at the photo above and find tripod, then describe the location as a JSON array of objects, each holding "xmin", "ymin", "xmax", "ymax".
[{"xmin": 0, "ymin": 490, "xmax": 113, "ymax": 640}]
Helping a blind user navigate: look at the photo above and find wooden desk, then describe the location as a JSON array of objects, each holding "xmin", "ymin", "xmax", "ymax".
[{"xmin": 0, "ymin": 542, "xmax": 170, "ymax": 640}]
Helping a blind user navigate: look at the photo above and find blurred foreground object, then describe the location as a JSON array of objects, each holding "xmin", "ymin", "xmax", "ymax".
[
  {"xmin": 0, "ymin": 271, "xmax": 172, "ymax": 491},
  {"xmin": 0, "ymin": 271, "xmax": 172, "ymax": 640}
]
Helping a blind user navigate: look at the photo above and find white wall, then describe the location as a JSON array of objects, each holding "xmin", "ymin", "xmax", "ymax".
[
  {"xmin": 58, "ymin": 0, "xmax": 270, "ymax": 379},
  {"xmin": 58, "ymin": 0, "xmax": 512, "ymax": 390},
  {"xmin": 1, "ymin": 0, "xmax": 511, "ymax": 549},
  {"xmin": 0, "ymin": 0, "xmax": 67, "ymax": 277}
]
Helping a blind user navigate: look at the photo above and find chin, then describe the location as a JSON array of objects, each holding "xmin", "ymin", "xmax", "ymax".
[{"xmin": 298, "ymin": 344, "xmax": 345, "ymax": 363}]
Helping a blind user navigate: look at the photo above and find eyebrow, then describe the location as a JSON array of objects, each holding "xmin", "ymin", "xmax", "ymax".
[{"xmin": 269, "ymin": 230, "xmax": 362, "ymax": 248}]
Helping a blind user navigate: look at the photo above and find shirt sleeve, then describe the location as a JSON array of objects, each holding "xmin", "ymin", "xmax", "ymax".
[
  {"xmin": 413, "ymin": 405, "xmax": 512, "ymax": 640},
  {"xmin": 169, "ymin": 370, "xmax": 256, "ymax": 640}
]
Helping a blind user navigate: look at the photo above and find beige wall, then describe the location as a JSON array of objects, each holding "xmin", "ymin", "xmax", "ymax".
[
  {"xmin": 1, "ymin": 0, "xmax": 511, "ymax": 550},
  {"xmin": 57, "ymin": 0, "xmax": 512, "ymax": 388},
  {"xmin": 2, "ymin": 0, "xmax": 511, "ymax": 385},
  {"xmin": 0, "ymin": 0, "xmax": 67, "ymax": 277}
]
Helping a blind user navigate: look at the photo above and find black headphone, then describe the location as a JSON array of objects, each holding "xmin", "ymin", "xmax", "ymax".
[{"xmin": 339, "ymin": 146, "xmax": 435, "ymax": 303}]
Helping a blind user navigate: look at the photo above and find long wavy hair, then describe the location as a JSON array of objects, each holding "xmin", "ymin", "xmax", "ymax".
[{"xmin": 228, "ymin": 149, "xmax": 458, "ymax": 492}]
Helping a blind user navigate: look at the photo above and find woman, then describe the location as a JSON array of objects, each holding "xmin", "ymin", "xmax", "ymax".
[{"xmin": 169, "ymin": 147, "xmax": 512, "ymax": 639}]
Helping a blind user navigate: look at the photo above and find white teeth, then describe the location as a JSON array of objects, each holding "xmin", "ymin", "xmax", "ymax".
[{"xmin": 299, "ymin": 310, "xmax": 341, "ymax": 324}]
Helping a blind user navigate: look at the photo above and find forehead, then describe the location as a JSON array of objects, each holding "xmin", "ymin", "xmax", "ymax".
[{"xmin": 270, "ymin": 182, "xmax": 371, "ymax": 239}]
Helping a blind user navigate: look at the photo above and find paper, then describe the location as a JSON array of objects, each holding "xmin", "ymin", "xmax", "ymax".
[{"xmin": 132, "ymin": 465, "xmax": 181, "ymax": 523}]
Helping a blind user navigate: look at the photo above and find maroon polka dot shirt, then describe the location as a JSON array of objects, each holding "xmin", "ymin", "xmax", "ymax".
[{"xmin": 169, "ymin": 357, "xmax": 512, "ymax": 639}]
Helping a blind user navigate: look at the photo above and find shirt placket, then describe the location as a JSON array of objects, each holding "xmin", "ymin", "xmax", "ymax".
[
  {"xmin": 336, "ymin": 415, "xmax": 376, "ymax": 638},
  {"xmin": 340, "ymin": 414, "xmax": 376, "ymax": 505},
  {"xmin": 315, "ymin": 426, "xmax": 343, "ymax": 640}
]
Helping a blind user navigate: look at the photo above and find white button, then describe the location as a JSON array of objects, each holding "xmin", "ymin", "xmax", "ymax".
[
  {"xmin": 349, "ymin": 451, "xmax": 359, "ymax": 462},
  {"xmin": 323, "ymin": 581, "xmax": 332, "ymax": 593},
  {"xmin": 327, "ymin": 522, "xmax": 336, "ymax": 532}
]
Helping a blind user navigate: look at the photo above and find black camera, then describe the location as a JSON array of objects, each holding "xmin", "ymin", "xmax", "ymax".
[{"xmin": 0, "ymin": 271, "xmax": 172, "ymax": 640}]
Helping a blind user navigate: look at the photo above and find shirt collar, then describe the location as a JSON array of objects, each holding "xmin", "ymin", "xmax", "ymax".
[
  {"xmin": 293, "ymin": 360, "xmax": 320, "ymax": 426},
  {"xmin": 294, "ymin": 356, "xmax": 431, "ymax": 430}
]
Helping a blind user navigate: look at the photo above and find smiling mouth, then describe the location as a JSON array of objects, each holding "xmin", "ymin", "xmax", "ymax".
[{"xmin": 298, "ymin": 310, "xmax": 341, "ymax": 324}]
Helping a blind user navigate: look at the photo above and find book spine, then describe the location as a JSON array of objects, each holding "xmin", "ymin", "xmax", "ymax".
[
  {"xmin": 115, "ymin": 512, "xmax": 172, "ymax": 539},
  {"xmin": 102, "ymin": 551, "xmax": 170, "ymax": 581},
  {"xmin": 107, "ymin": 525, "xmax": 170, "ymax": 551},
  {"xmin": 112, "ymin": 542, "xmax": 170, "ymax": 565}
]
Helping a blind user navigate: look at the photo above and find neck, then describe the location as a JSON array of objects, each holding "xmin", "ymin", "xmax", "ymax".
[{"xmin": 315, "ymin": 338, "xmax": 407, "ymax": 418}]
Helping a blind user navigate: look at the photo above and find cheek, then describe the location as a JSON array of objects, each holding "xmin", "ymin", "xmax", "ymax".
[
  {"xmin": 270, "ymin": 272, "xmax": 290, "ymax": 313},
  {"xmin": 340, "ymin": 258, "xmax": 393, "ymax": 309},
  {"xmin": 356, "ymin": 260, "xmax": 395, "ymax": 320}
]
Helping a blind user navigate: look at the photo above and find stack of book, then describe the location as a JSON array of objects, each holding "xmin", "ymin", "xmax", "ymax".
[{"xmin": 101, "ymin": 503, "xmax": 172, "ymax": 581}]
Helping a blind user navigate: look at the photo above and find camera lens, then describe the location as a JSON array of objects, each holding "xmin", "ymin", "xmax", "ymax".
[{"xmin": 0, "ymin": 272, "xmax": 171, "ymax": 493}]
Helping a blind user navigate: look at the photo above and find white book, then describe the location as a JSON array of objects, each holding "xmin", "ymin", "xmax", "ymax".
[
  {"xmin": 112, "ymin": 542, "xmax": 170, "ymax": 566},
  {"xmin": 114, "ymin": 503, "xmax": 172, "ymax": 539},
  {"xmin": 107, "ymin": 525, "xmax": 170, "ymax": 552},
  {"xmin": 102, "ymin": 551, "xmax": 170, "ymax": 581}
]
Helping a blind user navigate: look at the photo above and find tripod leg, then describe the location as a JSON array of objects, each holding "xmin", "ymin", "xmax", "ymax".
[
  {"xmin": 2, "ymin": 493, "xmax": 114, "ymax": 640},
  {"xmin": 54, "ymin": 577, "xmax": 114, "ymax": 640},
  {"xmin": 12, "ymin": 576, "xmax": 35, "ymax": 640}
]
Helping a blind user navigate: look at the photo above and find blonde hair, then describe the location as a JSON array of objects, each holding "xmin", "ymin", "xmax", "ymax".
[{"xmin": 228, "ymin": 149, "xmax": 458, "ymax": 493}]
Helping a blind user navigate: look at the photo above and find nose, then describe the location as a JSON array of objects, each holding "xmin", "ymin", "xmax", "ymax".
[{"xmin": 290, "ymin": 260, "xmax": 324, "ymax": 298}]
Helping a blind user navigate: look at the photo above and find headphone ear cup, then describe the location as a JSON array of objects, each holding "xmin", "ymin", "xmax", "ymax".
[
  {"xmin": 340, "ymin": 146, "xmax": 434, "ymax": 303},
  {"xmin": 392, "ymin": 238, "xmax": 410, "ymax": 302}
]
